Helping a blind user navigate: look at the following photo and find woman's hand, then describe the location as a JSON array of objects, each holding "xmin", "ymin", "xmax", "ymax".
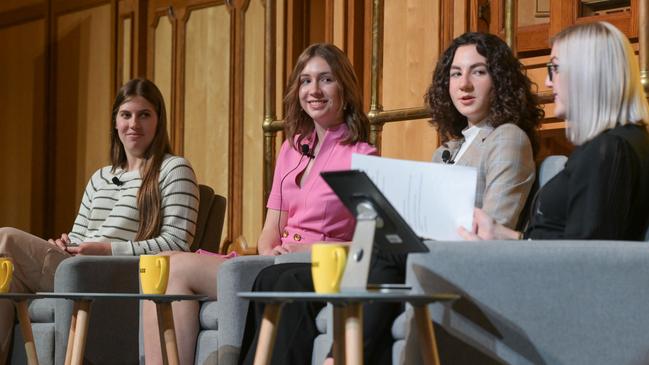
[
  {"xmin": 283, "ymin": 243, "xmax": 314, "ymax": 254},
  {"xmin": 458, "ymin": 208, "xmax": 521, "ymax": 240},
  {"xmin": 259, "ymin": 245, "xmax": 290, "ymax": 256},
  {"xmin": 65, "ymin": 242, "xmax": 112, "ymax": 256},
  {"xmin": 48, "ymin": 233, "xmax": 71, "ymax": 251}
]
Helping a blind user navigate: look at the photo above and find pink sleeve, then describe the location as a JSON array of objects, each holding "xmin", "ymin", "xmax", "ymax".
[{"xmin": 355, "ymin": 142, "xmax": 378, "ymax": 156}]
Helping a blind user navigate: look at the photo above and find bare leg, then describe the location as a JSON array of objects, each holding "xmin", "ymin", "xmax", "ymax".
[{"xmin": 143, "ymin": 252, "xmax": 224, "ymax": 365}]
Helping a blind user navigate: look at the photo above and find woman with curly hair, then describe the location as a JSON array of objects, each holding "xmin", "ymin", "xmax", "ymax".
[
  {"xmin": 428, "ymin": 31, "xmax": 543, "ymax": 229},
  {"xmin": 240, "ymin": 33, "xmax": 544, "ymax": 365}
]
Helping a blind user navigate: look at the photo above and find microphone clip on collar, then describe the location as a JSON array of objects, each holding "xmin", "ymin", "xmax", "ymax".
[
  {"xmin": 301, "ymin": 144, "xmax": 315, "ymax": 159},
  {"xmin": 112, "ymin": 176, "xmax": 124, "ymax": 186},
  {"xmin": 441, "ymin": 150, "xmax": 455, "ymax": 165}
]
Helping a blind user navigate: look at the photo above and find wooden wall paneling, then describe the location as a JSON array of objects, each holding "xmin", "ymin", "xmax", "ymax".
[
  {"xmin": 275, "ymin": 0, "xmax": 285, "ymax": 120},
  {"xmin": 324, "ymin": 0, "xmax": 335, "ymax": 42},
  {"xmin": 117, "ymin": 0, "xmax": 142, "ymax": 89},
  {"xmin": 285, "ymin": 0, "xmax": 308, "ymax": 79},
  {"xmin": 0, "ymin": 20, "xmax": 46, "ymax": 234},
  {"xmin": 488, "ymin": 0, "xmax": 504, "ymax": 35},
  {"xmin": 151, "ymin": 14, "xmax": 173, "ymax": 137},
  {"xmin": 308, "ymin": 0, "xmax": 326, "ymax": 44},
  {"xmin": 453, "ymin": 0, "xmax": 468, "ymax": 37},
  {"xmin": 380, "ymin": 0, "xmax": 439, "ymax": 162},
  {"xmin": 118, "ymin": 0, "xmax": 148, "ymax": 83},
  {"xmin": 362, "ymin": 0, "xmax": 372, "ymax": 109},
  {"xmin": 344, "ymin": 0, "xmax": 366, "ymax": 102},
  {"xmin": 54, "ymin": 3, "xmax": 113, "ymax": 235},
  {"xmin": 262, "ymin": 0, "xmax": 286, "ymax": 227},
  {"xmin": 225, "ymin": 0, "xmax": 249, "ymax": 248},
  {"xmin": 118, "ymin": 15, "xmax": 133, "ymax": 86},
  {"xmin": 439, "ymin": 0, "xmax": 454, "ymax": 53},
  {"xmin": 548, "ymin": 0, "xmax": 574, "ymax": 37},
  {"xmin": 182, "ymin": 2, "xmax": 232, "ymax": 246},
  {"xmin": 172, "ymin": 5, "xmax": 188, "ymax": 155},
  {"xmin": 333, "ymin": 0, "xmax": 345, "ymax": 47},
  {"xmin": 242, "ymin": 0, "xmax": 264, "ymax": 248},
  {"xmin": 0, "ymin": 2, "xmax": 46, "ymax": 28},
  {"xmin": 44, "ymin": 0, "xmax": 56, "ymax": 237},
  {"xmin": 469, "ymin": 0, "xmax": 490, "ymax": 32},
  {"xmin": 0, "ymin": 0, "xmax": 43, "ymax": 14}
]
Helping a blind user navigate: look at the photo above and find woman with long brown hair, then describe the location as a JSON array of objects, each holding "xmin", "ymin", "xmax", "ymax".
[
  {"xmin": 142, "ymin": 43, "xmax": 376, "ymax": 364},
  {"xmin": 0, "ymin": 78, "xmax": 199, "ymax": 362}
]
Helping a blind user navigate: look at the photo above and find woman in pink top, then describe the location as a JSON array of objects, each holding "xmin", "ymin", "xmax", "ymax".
[{"xmin": 143, "ymin": 43, "xmax": 375, "ymax": 364}]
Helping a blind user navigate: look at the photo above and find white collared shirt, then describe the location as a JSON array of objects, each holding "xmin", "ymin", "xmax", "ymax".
[{"xmin": 454, "ymin": 121, "xmax": 493, "ymax": 163}]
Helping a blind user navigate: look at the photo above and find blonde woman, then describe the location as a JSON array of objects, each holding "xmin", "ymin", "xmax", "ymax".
[
  {"xmin": 0, "ymin": 78, "xmax": 199, "ymax": 362},
  {"xmin": 461, "ymin": 21, "xmax": 649, "ymax": 241}
]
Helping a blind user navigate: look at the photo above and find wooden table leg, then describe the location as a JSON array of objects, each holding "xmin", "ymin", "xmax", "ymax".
[
  {"xmin": 15, "ymin": 300, "xmax": 39, "ymax": 365},
  {"xmin": 253, "ymin": 303, "xmax": 283, "ymax": 365},
  {"xmin": 332, "ymin": 305, "xmax": 346, "ymax": 365},
  {"xmin": 64, "ymin": 300, "xmax": 80, "ymax": 365},
  {"xmin": 344, "ymin": 303, "xmax": 363, "ymax": 365},
  {"xmin": 70, "ymin": 300, "xmax": 92, "ymax": 365},
  {"xmin": 155, "ymin": 301, "xmax": 179, "ymax": 365},
  {"xmin": 413, "ymin": 304, "xmax": 440, "ymax": 365}
]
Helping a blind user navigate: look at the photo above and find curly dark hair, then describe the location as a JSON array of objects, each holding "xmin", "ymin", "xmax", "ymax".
[
  {"xmin": 425, "ymin": 32, "xmax": 544, "ymax": 154},
  {"xmin": 283, "ymin": 43, "xmax": 369, "ymax": 149}
]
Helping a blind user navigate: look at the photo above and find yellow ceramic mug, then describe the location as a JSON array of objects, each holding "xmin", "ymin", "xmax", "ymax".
[
  {"xmin": 139, "ymin": 255, "xmax": 169, "ymax": 294},
  {"xmin": 0, "ymin": 258, "xmax": 14, "ymax": 293},
  {"xmin": 311, "ymin": 244, "xmax": 348, "ymax": 294}
]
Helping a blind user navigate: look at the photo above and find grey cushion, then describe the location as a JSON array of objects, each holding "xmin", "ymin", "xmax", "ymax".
[
  {"xmin": 28, "ymin": 298, "xmax": 56, "ymax": 322},
  {"xmin": 54, "ymin": 256, "xmax": 140, "ymax": 365},
  {"xmin": 399, "ymin": 240, "xmax": 649, "ymax": 365},
  {"xmin": 11, "ymin": 256, "xmax": 140, "ymax": 365},
  {"xmin": 199, "ymin": 299, "xmax": 220, "ymax": 330},
  {"xmin": 538, "ymin": 155, "xmax": 567, "ymax": 188},
  {"xmin": 315, "ymin": 306, "xmax": 329, "ymax": 333},
  {"xmin": 12, "ymin": 323, "xmax": 54, "ymax": 365},
  {"xmin": 274, "ymin": 252, "xmax": 311, "ymax": 264},
  {"xmin": 192, "ymin": 255, "xmax": 276, "ymax": 365}
]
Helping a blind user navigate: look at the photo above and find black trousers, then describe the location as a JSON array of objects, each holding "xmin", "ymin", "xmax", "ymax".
[{"xmin": 239, "ymin": 251, "xmax": 407, "ymax": 365}]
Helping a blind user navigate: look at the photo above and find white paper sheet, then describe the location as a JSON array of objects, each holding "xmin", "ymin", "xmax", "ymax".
[{"xmin": 351, "ymin": 154, "xmax": 476, "ymax": 240}]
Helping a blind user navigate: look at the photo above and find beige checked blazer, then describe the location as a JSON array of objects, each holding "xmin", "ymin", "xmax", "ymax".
[{"xmin": 432, "ymin": 123, "xmax": 535, "ymax": 229}]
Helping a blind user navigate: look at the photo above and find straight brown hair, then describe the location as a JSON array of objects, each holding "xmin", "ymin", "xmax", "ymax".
[{"xmin": 110, "ymin": 78, "xmax": 172, "ymax": 240}]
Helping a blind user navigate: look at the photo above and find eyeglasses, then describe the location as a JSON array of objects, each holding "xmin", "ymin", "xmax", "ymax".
[{"xmin": 546, "ymin": 62, "xmax": 559, "ymax": 82}]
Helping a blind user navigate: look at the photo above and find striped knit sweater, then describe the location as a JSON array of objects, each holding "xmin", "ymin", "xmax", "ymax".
[{"xmin": 67, "ymin": 154, "xmax": 199, "ymax": 255}]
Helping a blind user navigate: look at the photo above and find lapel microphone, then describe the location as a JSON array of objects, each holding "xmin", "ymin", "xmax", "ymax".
[
  {"xmin": 441, "ymin": 150, "xmax": 455, "ymax": 164},
  {"xmin": 301, "ymin": 144, "xmax": 315, "ymax": 159},
  {"xmin": 112, "ymin": 176, "xmax": 124, "ymax": 186}
]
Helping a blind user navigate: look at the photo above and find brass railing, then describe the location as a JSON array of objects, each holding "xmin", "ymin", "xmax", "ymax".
[{"xmin": 262, "ymin": 0, "xmax": 649, "ymax": 201}]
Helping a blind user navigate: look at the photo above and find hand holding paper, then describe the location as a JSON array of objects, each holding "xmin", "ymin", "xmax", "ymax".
[{"xmin": 351, "ymin": 154, "xmax": 477, "ymax": 240}]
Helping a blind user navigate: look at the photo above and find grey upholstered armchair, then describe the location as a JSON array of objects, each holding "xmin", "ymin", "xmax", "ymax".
[{"xmin": 10, "ymin": 184, "xmax": 226, "ymax": 365}]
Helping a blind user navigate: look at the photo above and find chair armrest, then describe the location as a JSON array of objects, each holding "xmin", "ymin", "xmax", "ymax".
[
  {"xmin": 274, "ymin": 252, "xmax": 311, "ymax": 264},
  {"xmin": 212, "ymin": 256, "xmax": 277, "ymax": 346},
  {"xmin": 53, "ymin": 256, "xmax": 140, "ymax": 292},
  {"xmin": 52, "ymin": 256, "xmax": 140, "ymax": 365}
]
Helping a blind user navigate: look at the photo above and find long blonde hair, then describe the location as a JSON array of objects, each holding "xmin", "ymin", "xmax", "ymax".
[
  {"xmin": 551, "ymin": 22, "xmax": 649, "ymax": 145},
  {"xmin": 110, "ymin": 78, "xmax": 172, "ymax": 240}
]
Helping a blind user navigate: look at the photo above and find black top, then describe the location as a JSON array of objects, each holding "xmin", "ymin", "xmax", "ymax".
[{"xmin": 525, "ymin": 124, "xmax": 649, "ymax": 240}]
